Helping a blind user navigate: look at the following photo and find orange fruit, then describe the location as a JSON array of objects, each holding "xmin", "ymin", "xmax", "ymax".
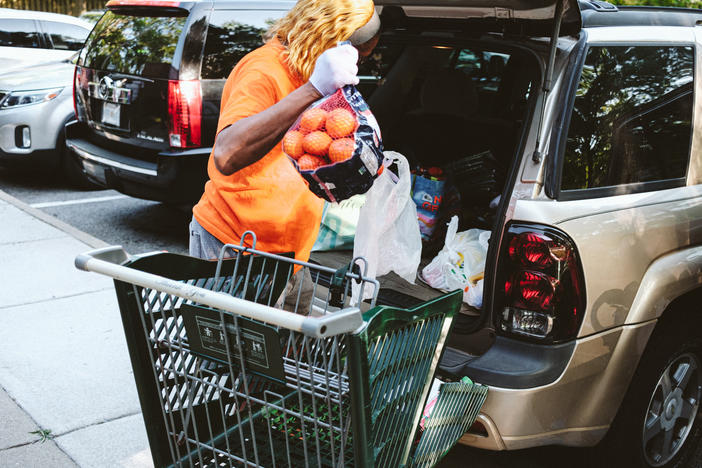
[
  {"xmin": 328, "ymin": 138, "xmax": 354, "ymax": 163},
  {"xmin": 302, "ymin": 131, "xmax": 332, "ymax": 156},
  {"xmin": 297, "ymin": 154, "xmax": 326, "ymax": 171},
  {"xmin": 283, "ymin": 131, "xmax": 304, "ymax": 159},
  {"xmin": 299, "ymin": 108, "xmax": 327, "ymax": 133},
  {"xmin": 326, "ymin": 108, "xmax": 356, "ymax": 138}
]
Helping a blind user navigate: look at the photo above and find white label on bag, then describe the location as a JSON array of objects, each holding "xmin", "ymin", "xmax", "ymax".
[{"xmin": 359, "ymin": 144, "xmax": 379, "ymax": 175}]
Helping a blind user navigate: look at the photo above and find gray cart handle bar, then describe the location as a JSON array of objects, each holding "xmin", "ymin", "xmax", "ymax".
[{"xmin": 75, "ymin": 246, "xmax": 364, "ymax": 339}]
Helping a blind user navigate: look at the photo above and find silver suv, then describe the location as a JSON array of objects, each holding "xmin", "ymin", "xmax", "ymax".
[{"xmin": 354, "ymin": 1, "xmax": 702, "ymax": 466}]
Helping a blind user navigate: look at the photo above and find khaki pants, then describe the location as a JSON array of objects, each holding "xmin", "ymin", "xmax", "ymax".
[
  {"xmin": 190, "ymin": 217, "xmax": 315, "ymax": 315},
  {"xmin": 276, "ymin": 268, "xmax": 315, "ymax": 315}
]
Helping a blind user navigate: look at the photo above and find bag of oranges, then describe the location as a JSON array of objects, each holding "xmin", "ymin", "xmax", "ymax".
[{"xmin": 283, "ymin": 85, "xmax": 383, "ymax": 203}]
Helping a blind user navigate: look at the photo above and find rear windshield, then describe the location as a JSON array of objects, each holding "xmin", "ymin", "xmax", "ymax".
[{"xmin": 81, "ymin": 11, "xmax": 186, "ymax": 78}]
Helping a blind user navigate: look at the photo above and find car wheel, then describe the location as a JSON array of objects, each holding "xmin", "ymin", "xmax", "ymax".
[
  {"xmin": 59, "ymin": 119, "xmax": 100, "ymax": 190},
  {"xmin": 599, "ymin": 317, "xmax": 702, "ymax": 468}
]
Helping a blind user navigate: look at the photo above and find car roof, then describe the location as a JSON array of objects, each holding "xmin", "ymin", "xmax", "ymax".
[{"xmin": 0, "ymin": 8, "xmax": 93, "ymax": 30}]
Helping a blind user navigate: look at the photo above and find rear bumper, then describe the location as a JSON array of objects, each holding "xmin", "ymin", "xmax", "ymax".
[
  {"xmin": 65, "ymin": 121, "xmax": 210, "ymax": 203},
  {"xmin": 446, "ymin": 320, "xmax": 657, "ymax": 450},
  {"xmin": 0, "ymin": 148, "xmax": 57, "ymax": 168}
]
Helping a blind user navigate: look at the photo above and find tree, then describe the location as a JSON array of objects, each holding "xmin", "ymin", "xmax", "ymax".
[{"xmin": 611, "ymin": 0, "xmax": 701, "ymax": 7}]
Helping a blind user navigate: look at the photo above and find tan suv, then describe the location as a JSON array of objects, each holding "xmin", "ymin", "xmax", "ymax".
[{"xmin": 347, "ymin": 0, "xmax": 702, "ymax": 467}]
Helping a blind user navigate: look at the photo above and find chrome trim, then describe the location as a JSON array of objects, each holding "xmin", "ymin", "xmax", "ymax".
[
  {"xmin": 88, "ymin": 76, "xmax": 132, "ymax": 104},
  {"xmin": 68, "ymin": 143, "xmax": 158, "ymax": 176}
]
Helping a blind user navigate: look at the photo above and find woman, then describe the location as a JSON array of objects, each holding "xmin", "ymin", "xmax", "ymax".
[{"xmin": 189, "ymin": 0, "xmax": 381, "ymax": 262}]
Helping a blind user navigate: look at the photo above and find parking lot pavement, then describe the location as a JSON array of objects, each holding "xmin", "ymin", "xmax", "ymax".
[{"xmin": 0, "ymin": 168, "xmax": 191, "ymax": 255}]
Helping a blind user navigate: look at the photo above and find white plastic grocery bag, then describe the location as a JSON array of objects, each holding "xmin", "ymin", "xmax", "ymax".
[
  {"xmin": 353, "ymin": 151, "xmax": 422, "ymax": 301},
  {"xmin": 421, "ymin": 216, "xmax": 490, "ymax": 307}
]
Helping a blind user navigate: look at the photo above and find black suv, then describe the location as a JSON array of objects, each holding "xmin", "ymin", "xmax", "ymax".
[{"xmin": 67, "ymin": 0, "xmax": 294, "ymax": 203}]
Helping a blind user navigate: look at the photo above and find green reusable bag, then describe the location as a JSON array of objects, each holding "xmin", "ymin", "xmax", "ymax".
[{"xmin": 312, "ymin": 194, "xmax": 365, "ymax": 251}]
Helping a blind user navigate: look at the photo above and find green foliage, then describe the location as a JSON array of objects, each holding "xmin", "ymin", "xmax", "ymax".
[
  {"xmin": 81, "ymin": 11, "xmax": 187, "ymax": 75},
  {"xmin": 611, "ymin": 0, "xmax": 701, "ymax": 7},
  {"xmin": 562, "ymin": 46, "xmax": 694, "ymax": 190},
  {"xmin": 30, "ymin": 428, "xmax": 54, "ymax": 443}
]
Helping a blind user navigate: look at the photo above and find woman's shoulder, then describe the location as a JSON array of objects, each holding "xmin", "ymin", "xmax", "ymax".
[{"xmin": 234, "ymin": 39, "xmax": 288, "ymax": 75}]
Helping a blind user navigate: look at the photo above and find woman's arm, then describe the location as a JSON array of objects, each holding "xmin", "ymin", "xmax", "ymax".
[
  {"xmin": 213, "ymin": 82, "xmax": 321, "ymax": 175},
  {"xmin": 213, "ymin": 44, "xmax": 359, "ymax": 176}
]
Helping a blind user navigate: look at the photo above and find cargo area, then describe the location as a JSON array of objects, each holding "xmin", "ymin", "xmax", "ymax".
[{"xmin": 310, "ymin": 33, "xmax": 542, "ymax": 347}]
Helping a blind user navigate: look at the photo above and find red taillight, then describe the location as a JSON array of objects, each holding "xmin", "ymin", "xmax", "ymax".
[
  {"xmin": 508, "ymin": 232, "xmax": 561, "ymax": 269},
  {"xmin": 107, "ymin": 0, "xmax": 180, "ymax": 7},
  {"xmin": 73, "ymin": 66, "xmax": 79, "ymax": 120},
  {"xmin": 514, "ymin": 270, "xmax": 555, "ymax": 310},
  {"xmin": 168, "ymin": 80, "xmax": 201, "ymax": 148},
  {"xmin": 498, "ymin": 224, "xmax": 585, "ymax": 342}
]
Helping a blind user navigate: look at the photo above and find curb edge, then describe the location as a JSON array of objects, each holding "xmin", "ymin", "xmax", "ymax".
[{"xmin": 0, "ymin": 189, "xmax": 109, "ymax": 249}]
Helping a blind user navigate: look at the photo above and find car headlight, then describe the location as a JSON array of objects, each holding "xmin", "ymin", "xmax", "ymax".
[{"xmin": 0, "ymin": 87, "xmax": 64, "ymax": 109}]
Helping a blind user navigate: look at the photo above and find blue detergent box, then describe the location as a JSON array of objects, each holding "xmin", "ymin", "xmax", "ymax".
[{"xmin": 412, "ymin": 173, "xmax": 446, "ymax": 240}]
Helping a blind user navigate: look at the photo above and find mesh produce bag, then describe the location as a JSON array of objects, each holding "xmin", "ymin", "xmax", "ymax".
[{"xmin": 283, "ymin": 85, "xmax": 384, "ymax": 203}]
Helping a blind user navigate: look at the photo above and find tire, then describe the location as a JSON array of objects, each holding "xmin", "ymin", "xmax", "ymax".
[
  {"xmin": 598, "ymin": 315, "xmax": 702, "ymax": 468},
  {"xmin": 59, "ymin": 119, "xmax": 100, "ymax": 190}
]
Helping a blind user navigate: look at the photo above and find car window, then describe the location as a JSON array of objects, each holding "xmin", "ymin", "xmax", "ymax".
[
  {"xmin": 41, "ymin": 21, "xmax": 89, "ymax": 51},
  {"xmin": 561, "ymin": 45, "xmax": 694, "ymax": 193},
  {"xmin": 201, "ymin": 10, "xmax": 286, "ymax": 80},
  {"xmin": 80, "ymin": 11, "xmax": 186, "ymax": 78},
  {"xmin": 454, "ymin": 49, "xmax": 512, "ymax": 95},
  {"xmin": 0, "ymin": 18, "xmax": 42, "ymax": 49}
]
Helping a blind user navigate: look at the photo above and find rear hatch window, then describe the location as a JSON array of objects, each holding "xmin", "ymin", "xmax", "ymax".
[
  {"xmin": 76, "ymin": 9, "xmax": 192, "ymax": 153},
  {"xmin": 82, "ymin": 11, "xmax": 186, "ymax": 79}
]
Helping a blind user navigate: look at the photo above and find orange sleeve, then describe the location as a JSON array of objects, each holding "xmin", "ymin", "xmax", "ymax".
[{"xmin": 216, "ymin": 67, "xmax": 278, "ymax": 135}]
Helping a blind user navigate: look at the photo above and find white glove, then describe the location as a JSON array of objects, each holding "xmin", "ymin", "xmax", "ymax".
[{"xmin": 309, "ymin": 44, "xmax": 359, "ymax": 96}]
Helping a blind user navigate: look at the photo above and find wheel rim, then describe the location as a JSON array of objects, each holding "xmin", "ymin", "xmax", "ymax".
[{"xmin": 642, "ymin": 352, "xmax": 702, "ymax": 466}]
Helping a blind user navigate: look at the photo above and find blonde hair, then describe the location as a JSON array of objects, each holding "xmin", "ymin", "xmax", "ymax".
[{"xmin": 267, "ymin": 0, "xmax": 375, "ymax": 81}]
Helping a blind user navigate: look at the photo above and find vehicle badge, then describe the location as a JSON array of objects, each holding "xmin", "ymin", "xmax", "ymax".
[{"xmin": 98, "ymin": 76, "xmax": 114, "ymax": 100}]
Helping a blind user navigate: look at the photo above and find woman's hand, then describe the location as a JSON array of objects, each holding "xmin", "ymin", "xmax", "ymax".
[{"xmin": 309, "ymin": 43, "xmax": 359, "ymax": 96}]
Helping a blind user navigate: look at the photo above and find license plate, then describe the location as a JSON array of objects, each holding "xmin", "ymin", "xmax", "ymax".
[{"xmin": 101, "ymin": 102, "xmax": 120, "ymax": 127}]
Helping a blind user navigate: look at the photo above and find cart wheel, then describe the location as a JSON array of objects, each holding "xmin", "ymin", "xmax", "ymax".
[{"xmin": 598, "ymin": 314, "xmax": 702, "ymax": 468}]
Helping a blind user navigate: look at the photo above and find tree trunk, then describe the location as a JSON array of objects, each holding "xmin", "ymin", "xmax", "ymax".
[{"xmin": 73, "ymin": 0, "xmax": 85, "ymax": 16}]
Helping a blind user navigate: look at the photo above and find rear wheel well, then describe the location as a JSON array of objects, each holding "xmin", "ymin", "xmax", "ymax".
[
  {"xmin": 595, "ymin": 289, "xmax": 702, "ymax": 466},
  {"xmin": 655, "ymin": 287, "xmax": 702, "ymax": 335}
]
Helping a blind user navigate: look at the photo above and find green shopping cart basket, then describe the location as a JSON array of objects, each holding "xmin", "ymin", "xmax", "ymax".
[{"xmin": 75, "ymin": 235, "xmax": 487, "ymax": 468}]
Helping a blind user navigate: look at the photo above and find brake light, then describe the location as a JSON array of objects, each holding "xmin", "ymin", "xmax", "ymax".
[
  {"xmin": 73, "ymin": 66, "xmax": 87, "ymax": 122},
  {"xmin": 497, "ymin": 223, "xmax": 585, "ymax": 342},
  {"xmin": 73, "ymin": 66, "xmax": 79, "ymax": 120},
  {"xmin": 168, "ymin": 80, "xmax": 201, "ymax": 148},
  {"xmin": 107, "ymin": 0, "xmax": 181, "ymax": 8}
]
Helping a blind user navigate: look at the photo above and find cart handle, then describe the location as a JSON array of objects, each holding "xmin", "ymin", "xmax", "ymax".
[{"xmin": 75, "ymin": 246, "xmax": 364, "ymax": 338}]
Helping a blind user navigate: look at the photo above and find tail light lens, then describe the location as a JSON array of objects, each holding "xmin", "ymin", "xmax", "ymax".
[
  {"xmin": 168, "ymin": 80, "xmax": 201, "ymax": 148},
  {"xmin": 496, "ymin": 223, "xmax": 585, "ymax": 342},
  {"xmin": 73, "ymin": 66, "xmax": 81, "ymax": 121}
]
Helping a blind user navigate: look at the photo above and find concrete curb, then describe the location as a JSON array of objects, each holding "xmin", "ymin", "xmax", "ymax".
[{"xmin": 0, "ymin": 189, "xmax": 108, "ymax": 249}]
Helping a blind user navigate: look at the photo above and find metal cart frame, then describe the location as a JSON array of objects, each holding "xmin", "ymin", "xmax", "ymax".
[{"xmin": 76, "ymin": 239, "xmax": 486, "ymax": 467}]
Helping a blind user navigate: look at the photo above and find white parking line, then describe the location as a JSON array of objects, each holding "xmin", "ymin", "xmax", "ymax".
[{"xmin": 30, "ymin": 195, "xmax": 129, "ymax": 208}]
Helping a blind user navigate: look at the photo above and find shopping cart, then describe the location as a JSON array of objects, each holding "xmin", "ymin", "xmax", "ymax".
[{"xmin": 75, "ymin": 233, "xmax": 487, "ymax": 468}]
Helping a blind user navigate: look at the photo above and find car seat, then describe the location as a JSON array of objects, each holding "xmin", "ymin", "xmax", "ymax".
[{"xmin": 398, "ymin": 68, "xmax": 483, "ymax": 166}]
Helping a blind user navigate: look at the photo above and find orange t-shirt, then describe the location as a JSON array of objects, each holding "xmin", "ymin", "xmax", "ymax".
[{"xmin": 193, "ymin": 40, "xmax": 323, "ymax": 261}]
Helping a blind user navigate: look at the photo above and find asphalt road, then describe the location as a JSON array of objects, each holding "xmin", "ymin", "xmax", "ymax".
[
  {"xmin": 1, "ymin": 166, "xmax": 698, "ymax": 468},
  {"xmin": 0, "ymin": 168, "xmax": 192, "ymax": 255}
]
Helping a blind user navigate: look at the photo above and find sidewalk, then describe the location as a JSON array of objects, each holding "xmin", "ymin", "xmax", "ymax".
[{"xmin": 0, "ymin": 190, "xmax": 152, "ymax": 467}]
